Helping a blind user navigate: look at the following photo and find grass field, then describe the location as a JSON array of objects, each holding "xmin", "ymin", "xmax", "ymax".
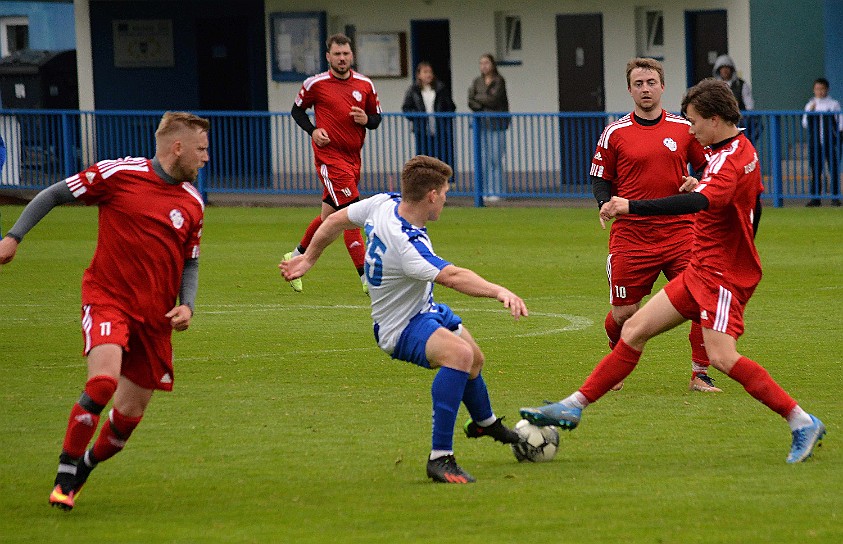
[{"xmin": 0, "ymin": 204, "xmax": 841, "ymax": 543}]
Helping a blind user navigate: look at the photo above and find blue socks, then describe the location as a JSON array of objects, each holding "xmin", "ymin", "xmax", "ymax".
[
  {"xmin": 462, "ymin": 372, "xmax": 494, "ymax": 424},
  {"xmin": 431, "ymin": 367, "xmax": 470, "ymax": 452}
]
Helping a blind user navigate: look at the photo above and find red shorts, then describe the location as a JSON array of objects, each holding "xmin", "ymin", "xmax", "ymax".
[
  {"xmin": 607, "ymin": 241, "xmax": 691, "ymax": 306},
  {"xmin": 663, "ymin": 269, "xmax": 756, "ymax": 340},
  {"xmin": 317, "ymin": 161, "xmax": 361, "ymax": 208},
  {"xmin": 81, "ymin": 304, "xmax": 174, "ymax": 391}
]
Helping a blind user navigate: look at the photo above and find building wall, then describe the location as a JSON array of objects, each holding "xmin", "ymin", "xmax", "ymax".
[
  {"xmin": 749, "ymin": 0, "xmax": 824, "ymax": 110},
  {"xmin": 265, "ymin": 0, "xmax": 751, "ymax": 114},
  {"xmin": 823, "ymin": 0, "xmax": 843, "ymax": 99},
  {"xmin": 0, "ymin": 1, "xmax": 76, "ymax": 51}
]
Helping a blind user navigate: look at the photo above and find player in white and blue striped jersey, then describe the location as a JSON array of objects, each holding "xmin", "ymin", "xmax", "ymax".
[{"xmin": 281, "ymin": 155, "xmax": 529, "ymax": 483}]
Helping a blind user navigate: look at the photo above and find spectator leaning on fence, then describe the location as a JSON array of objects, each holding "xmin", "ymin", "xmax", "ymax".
[
  {"xmin": 802, "ymin": 77, "xmax": 843, "ymax": 207},
  {"xmin": 284, "ymin": 33, "xmax": 382, "ymax": 294}
]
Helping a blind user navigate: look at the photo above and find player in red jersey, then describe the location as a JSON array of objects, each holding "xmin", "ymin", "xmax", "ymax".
[
  {"xmin": 284, "ymin": 33, "xmax": 382, "ymax": 294},
  {"xmin": 0, "ymin": 112, "xmax": 209, "ymax": 509},
  {"xmin": 591, "ymin": 58, "xmax": 719, "ymax": 392},
  {"xmin": 522, "ymin": 80, "xmax": 826, "ymax": 464}
]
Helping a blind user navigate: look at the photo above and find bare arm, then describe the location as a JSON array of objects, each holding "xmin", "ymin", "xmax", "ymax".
[
  {"xmin": 280, "ymin": 209, "xmax": 358, "ymax": 280},
  {"xmin": 435, "ymin": 264, "xmax": 528, "ymax": 320}
]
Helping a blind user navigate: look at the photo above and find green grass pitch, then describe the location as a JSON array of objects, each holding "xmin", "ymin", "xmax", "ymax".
[{"xmin": 0, "ymin": 204, "xmax": 840, "ymax": 543}]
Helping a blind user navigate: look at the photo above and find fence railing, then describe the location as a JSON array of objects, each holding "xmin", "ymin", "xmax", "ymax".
[{"xmin": 0, "ymin": 109, "xmax": 839, "ymax": 207}]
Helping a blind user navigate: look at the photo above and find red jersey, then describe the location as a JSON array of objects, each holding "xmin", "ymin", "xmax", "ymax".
[
  {"xmin": 591, "ymin": 111, "xmax": 708, "ymax": 250},
  {"xmin": 688, "ymin": 134, "xmax": 763, "ymax": 294},
  {"xmin": 295, "ymin": 70, "xmax": 381, "ymax": 166},
  {"xmin": 65, "ymin": 157, "xmax": 204, "ymax": 330}
]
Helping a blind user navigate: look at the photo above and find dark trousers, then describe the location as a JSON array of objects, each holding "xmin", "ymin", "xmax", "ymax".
[{"xmin": 808, "ymin": 136, "xmax": 841, "ymax": 199}]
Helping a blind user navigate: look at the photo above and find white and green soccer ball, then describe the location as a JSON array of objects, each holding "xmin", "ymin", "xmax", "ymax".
[{"xmin": 511, "ymin": 419, "xmax": 559, "ymax": 462}]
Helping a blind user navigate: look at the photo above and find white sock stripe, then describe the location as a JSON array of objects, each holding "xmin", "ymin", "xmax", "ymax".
[{"xmin": 57, "ymin": 463, "xmax": 77, "ymax": 475}]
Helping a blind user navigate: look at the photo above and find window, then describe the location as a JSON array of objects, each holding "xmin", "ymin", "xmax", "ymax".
[
  {"xmin": 635, "ymin": 8, "xmax": 664, "ymax": 60},
  {"xmin": 0, "ymin": 16, "xmax": 29, "ymax": 57},
  {"xmin": 495, "ymin": 12, "xmax": 522, "ymax": 64}
]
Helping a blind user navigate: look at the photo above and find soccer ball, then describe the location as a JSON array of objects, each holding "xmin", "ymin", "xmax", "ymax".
[{"xmin": 511, "ymin": 419, "xmax": 559, "ymax": 462}]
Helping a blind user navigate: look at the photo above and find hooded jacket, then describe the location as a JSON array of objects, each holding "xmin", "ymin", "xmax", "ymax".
[{"xmin": 712, "ymin": 55, "xmax": 754, "ymax": 110}]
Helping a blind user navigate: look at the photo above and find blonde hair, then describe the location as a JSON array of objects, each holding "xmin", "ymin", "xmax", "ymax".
[{"xmin": 155, "ymin": 111, "xmax": 210, "ymax": 143}]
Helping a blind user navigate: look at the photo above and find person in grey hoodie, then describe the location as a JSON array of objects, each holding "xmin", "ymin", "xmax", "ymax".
[
  {"xmin": 713, "ymin": 54, "xmax": 754, "ymax": 110},
  {"xmin": 713, "ymin": 54, "xmax": 758, "ymax": 141}
]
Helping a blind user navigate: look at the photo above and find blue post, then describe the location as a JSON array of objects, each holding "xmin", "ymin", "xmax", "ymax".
[
  {"xmin": 61, "ymin": 112, "xmax": 75, "ymax": 178},
  {"xmin": 471, "ymin": 115, "xmax": 484, "ymax": 207},
  {"xmin": 768, "ymin": 115, "xmax": 783, "ymax": 208},
  {"xmin": 197, "ymin": 166, "xmax": 208, "ymax": 203}
]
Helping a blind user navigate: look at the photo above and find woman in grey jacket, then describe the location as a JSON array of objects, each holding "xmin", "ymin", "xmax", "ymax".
[{"xmin": 468, "ymin": 54, "xmax": 509, "ymax": 202}]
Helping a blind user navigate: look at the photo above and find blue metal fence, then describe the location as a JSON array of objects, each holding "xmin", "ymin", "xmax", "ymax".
[{"xmin": 0, "ymin": 109, "xmax": 839, "ymax": 207}]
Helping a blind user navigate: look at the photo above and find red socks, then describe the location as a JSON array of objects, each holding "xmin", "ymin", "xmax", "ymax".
[
  {"xmin": 604, "ymin": 311, "xmax": 622, "ymax": 350},
  {"xmin": 727, "ymin": 356, "xmax": 797, "ymax": 417},
  {"xmin": 344, "ymin": 228, "xmax": 366, "ymax": 270},
  {"xmin": 298, "ymin": 216, "xmax": 324, "ymax": 249},
  {"xmin": 689, "ymin": 322, "xmax": 710, "ymax": 373},
  {"xmin": 579, "ymin": 339, "xmax": 642, "ymax": 402},
  {"xmin": 299, "ymin": 216, "xmax": 365, "ymax": 272},
  {"xmin": 92, "ymin": 408, "xmax": 143, "ymax": 462},
  {"xmin": 62, "ymin": 375, "xmax": 117, "ymax": 457}
]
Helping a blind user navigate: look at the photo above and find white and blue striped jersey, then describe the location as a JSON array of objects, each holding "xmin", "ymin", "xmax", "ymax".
[{"xmin": 346, "ymin": 193, "xmax": 451, "ymax": 354}]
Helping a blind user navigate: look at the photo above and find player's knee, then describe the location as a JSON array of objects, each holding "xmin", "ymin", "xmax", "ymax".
[
  {"xmin": 447, "ymin": 341, "xmax": 474, "ymax": 372},
  {"xmin": 470, "ymin": 349, "xmax": 485, "ymax": 376},
  {"xmin": 619, "ymin": 314, "xmax": 650, "ymax": 347},
  {"xmin": 704, "ymin": 349, "xmax": 740, "ymax": 373},
  {"xmin": 611, "ymin": 304, "xmax": 637, "ymax": 324}
]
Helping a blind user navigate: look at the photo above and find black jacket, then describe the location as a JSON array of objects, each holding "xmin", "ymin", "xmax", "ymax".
[{"xmin": 401, "ymin": 80, "xmax": 456, "ymax": 114}]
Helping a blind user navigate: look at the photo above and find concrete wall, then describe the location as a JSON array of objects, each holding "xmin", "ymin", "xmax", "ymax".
[
  {"xmin": 749, "ymin": 0, "xmax": 824, "ymax": 110},
  {"xmin": 265, "ymin": 0, "xmax": 751, "ymax": 114}
]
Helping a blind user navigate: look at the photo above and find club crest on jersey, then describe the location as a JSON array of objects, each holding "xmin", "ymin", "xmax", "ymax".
[
  {"xmin": 86, "ymin": 171, "xmax": 96, "ymax": 183},
  {"xmin": 663, "ymin": 138, "xmax": 677, "ymax": 152},
  {"xmin": 352, "ymin": 90, "xmax": 363, "ymax": 102},
  {"xmin": 169, "ymin": 209, "xmax": 185, "ymax": 229}
]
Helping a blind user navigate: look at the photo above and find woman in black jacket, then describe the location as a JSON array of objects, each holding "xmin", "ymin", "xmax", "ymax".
[{"xmin": 402, "ymin": 62, "xmax": 456, "ymax": 168}]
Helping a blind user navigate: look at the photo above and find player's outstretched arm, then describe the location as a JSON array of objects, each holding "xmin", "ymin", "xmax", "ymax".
[
  {"xmin": 0, "ymin": 181, "xmax": 75, "ymax": 266},
  {"xmin": 435, "ymin": 265, "xmax": 528, "ymax": 320},
  {"xmin": 279, "ymin": 209, "xmax": 358, "ymax": 281}
]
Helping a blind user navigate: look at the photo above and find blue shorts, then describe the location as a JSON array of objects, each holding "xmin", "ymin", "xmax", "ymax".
[{"xmin": 391, "ymin": 303, "xmax": 463, "ymax": 368}]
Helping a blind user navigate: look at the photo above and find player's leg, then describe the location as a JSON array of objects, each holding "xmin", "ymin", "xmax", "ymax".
[
  {"xmin": 424, "ymin": 328, "xmax": 475, "ymax": 482},
  {"xmin": 605, "ymin": 251, "xmax": 657, "ymax": 391},
  {"xmin": 457, "ymin": 326, "xmax": 521, "ymax": 444},
  {"xmin": 521, "ymin": 288, "xmax": 686, "ymax": 428},
  {"xmin": 688, "ymin": 321, "xmax": 721, "ymax": 391},
  {"xmin": 318, "ymin": 164, "xmax": 368, "ymax": 292},
  {"xmin": 702, "ymin": 319, "xmax": 824, "ymax": 462},
  {"xmin": 391, "ymin": 308, "xmax": 475, "ymax": 482},
  {"xmin": 73, "ymin": 324, "xmax": 169, "ymax": 497},
  {"xmin": 50, "ymin": 306, "xmax": 126, "ymax": 511},
  {"xmin": 50, "ymin": 344, "xmax": 121, "ymax": 510},
  {"xmin": 665, "ymin": 252, "xmax": 721, "ymax": 392}
]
